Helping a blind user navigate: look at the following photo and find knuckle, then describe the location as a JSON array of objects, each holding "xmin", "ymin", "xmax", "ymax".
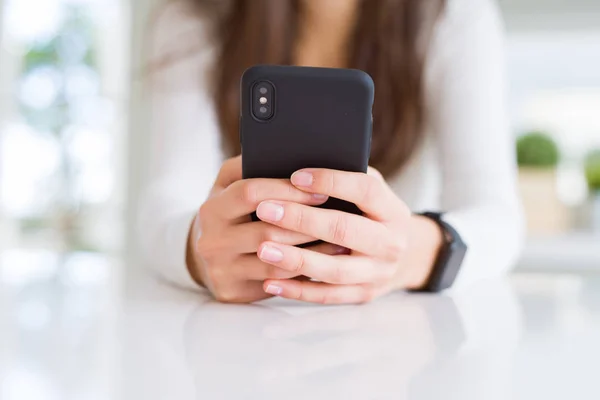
[
  {"xmin": 205, "ymin": 264, "xmax": 226, "ymax": 289},
  {"xmin": 195, "ymin": 237, "xmax": 222, "ymax": 264},
  {"xmin": 325, "ymin": 170, "xmax": 337, "ymax": 193},
  {"xmin": 331, "ymin": 264, "xmax": 348, "ymax": 284},
  {"xmin": 284, "ymin": 181, "xmax": 298, "ymax": 198},
  {"xmin": 328, "ymin": 214, "xmax": 348, "ymax": 244},
  {"xmin": 213, "ymin": 287, "xmax": 241, "ymax": 303},
  {"xmin": 291, "ymin": 206, "xmax": 305, "ymax": 231},
  {"xmin": 292, "ymin": 285, "xmax": 304, "ymax": 301},
  {"xmin": 361, "ymin": 176, "xmax": 380, "ymax": 206},
  {"xmin": 197, "ymin": 202, "xmax": 212, "ymax": 223},
  {"xmin": 292, "ymin": 251, "xmax": 306, "ymax": 273},
  {"xmin": 208, "ymin": 263, "xmax": 226, "ymax": 280},
  {"xmin": 201, "ymin": 263, "xmax": 223, "ymax": 293},
  {"xmin": 381, "ymin": 237, "xmax": 406, "ymax": 262},
  {"xmin": 240, "ymin": 181, "xmax": 259, "ymax": 206}
]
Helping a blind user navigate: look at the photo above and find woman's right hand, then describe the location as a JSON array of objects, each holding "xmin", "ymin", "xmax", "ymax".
[{"xmin": 187, "ymin": 156, "xmax": 344, "ymax": 303}]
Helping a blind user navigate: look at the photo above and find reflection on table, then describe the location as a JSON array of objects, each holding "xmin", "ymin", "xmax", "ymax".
[{"xmin": 1, "ymin": 250, "xmax": 599, "ymax": 400}]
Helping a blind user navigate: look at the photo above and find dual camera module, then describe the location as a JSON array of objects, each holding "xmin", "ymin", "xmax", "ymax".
[{"xmin": 252, "ymin": 81, "xmax": 275, "ymax": 121}]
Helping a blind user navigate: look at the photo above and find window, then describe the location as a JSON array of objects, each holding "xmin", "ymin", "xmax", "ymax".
[{"xmin": 0, "ymin": 0, "xmax": 128, "ymax": 255}]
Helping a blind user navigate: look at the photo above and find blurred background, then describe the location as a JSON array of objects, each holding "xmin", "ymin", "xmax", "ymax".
[
  {"xmin": 0, "ymin": 0, "xmax": 127, "ymax": 276},
  {"xmin": 0, "ymin": 0, "xmax": 599, "ymax": 397}
]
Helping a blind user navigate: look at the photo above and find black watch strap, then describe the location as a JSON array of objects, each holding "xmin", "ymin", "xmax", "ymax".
[{"xmin": 416, "ymin": 212, "xmax": 467, "ymax": 292}]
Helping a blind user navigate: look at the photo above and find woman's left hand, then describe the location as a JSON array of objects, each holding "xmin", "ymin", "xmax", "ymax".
[{"xmin": 255, "ymin": 167, "xmax": 430, "ymax": 304}]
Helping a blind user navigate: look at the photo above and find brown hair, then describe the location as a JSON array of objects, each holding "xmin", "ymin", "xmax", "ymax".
[{"xmin": 193, "ymin": 0, "xmax": 444, "ymax": 177}]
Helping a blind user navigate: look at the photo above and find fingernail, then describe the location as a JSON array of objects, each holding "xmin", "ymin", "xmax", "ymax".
[
  {"xmin": 256, "ymin": 202, "xmax": 284, "ymax": 222},
  {"xmin": 291, "ymin": 171, "xmax": 313, "ymax": 187},
  {"xmin": 265, "ymin": 284, "xmax": 283, "ymax": 296},
  {"xmin": 312, "ymin": 194, "xmax": 328, "ymax": 201},
  {"xmin": 259, "ymin": 245, "xmax": 284, "ymax": 263}
]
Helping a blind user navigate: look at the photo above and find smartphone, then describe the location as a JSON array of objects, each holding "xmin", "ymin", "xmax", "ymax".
[{"xmin": 240, "ymin": 65, "xmax": 374, "ymax": 216}]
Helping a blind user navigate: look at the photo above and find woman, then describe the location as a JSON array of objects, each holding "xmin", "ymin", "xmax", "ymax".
[{"xmin": 140, "ymin": 0, "xmax": 524, "ymax": 304}]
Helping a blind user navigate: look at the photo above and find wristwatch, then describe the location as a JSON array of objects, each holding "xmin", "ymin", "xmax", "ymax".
[{"xmin": 416, "ymin": 212, "xmax": 467, "ymax": 292}]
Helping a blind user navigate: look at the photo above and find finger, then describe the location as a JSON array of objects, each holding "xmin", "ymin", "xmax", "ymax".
[
  {"xmin": 263, "ymin": 279, "xmax": 382, "ymax": 305},
  {"xmin": 290, "ymin": 168, "xmax": 405, "ymax": 222},
  {"xmin": 215, "ymin": 156, "xmax": 242, "ymax": 189},
  {"xmin": 258, "ymin": 242, "xmax": 395, "ymax": 284},
  {"xmin": 212, "ymin": 179, "xmax": 328, "ymax": 221},
  {"xmin": 234, "ymin": 243, "xmax": 349, "ymax": 281},
  {"xmin": 228, "ymin": 222, "xmax": 317, "ymax": 254},
  {"xmin": 256, "ymin": 201, "xmax": 404, "ymax": 258},
  {"xmin": 234, "ymin": 255, "xmax": 298, "ymax": 280},
  {"xmin": 209, "ymin": 280, "xmax": 274, "ymax": 304}
]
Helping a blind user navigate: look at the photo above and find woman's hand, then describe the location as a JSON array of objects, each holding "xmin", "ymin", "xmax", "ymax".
[
  {"xmin": 187, "ymin": 157, "xmax": 347, "ymax": 303},
  {"xmin": 256, "ymin": 167, "xmax": 443, "ymax": 304}
]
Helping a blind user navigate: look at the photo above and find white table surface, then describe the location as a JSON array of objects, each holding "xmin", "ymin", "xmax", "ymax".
[{"xmin": 1, "ymin": 251, "xmax": 599, "ymax": 400}]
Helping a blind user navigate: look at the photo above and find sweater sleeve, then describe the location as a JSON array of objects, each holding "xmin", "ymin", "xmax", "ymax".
[
  {"xmin": 425, "ymin": 0, "xmax": 525, "ymax": 289},
  {"xmin": 137, "ymin": 1, "xmax": 222, "ymax": 290}
]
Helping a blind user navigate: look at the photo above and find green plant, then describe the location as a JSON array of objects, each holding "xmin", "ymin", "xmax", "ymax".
[
  {"xmin": 584, "ymin": 149, "xmax": 600, "ymax": 192},
  {"xmin": 516, "ymin": 132, "xmax": 560, "ymax": 168}
]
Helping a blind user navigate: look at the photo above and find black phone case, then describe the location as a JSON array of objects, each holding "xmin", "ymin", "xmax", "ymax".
[{"xmin": 241, "ymin": 65, "xmax": 374, "ymax": 216}]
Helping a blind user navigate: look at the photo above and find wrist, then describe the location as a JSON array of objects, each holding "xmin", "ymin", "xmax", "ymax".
[{"xmin": 394, "ymin": 214, "xmax": 444, "ymax": 290}]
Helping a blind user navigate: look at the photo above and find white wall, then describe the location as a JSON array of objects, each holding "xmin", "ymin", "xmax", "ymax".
[
  {"xmin": 500, "ymin": 0, "xmax": 600, "ymax": 31},
  {"xmin": 506, "ymin": 31, "xmax": 600, "ymax": 135},
  {"xmin": 498, "ymin": 0, "xmax": 600, "ymax": 143}
]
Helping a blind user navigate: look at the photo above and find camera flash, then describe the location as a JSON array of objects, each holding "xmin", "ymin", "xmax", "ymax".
[{"xmin": 259, "ymin": 97, "xmax": 268, "ymax": 104}]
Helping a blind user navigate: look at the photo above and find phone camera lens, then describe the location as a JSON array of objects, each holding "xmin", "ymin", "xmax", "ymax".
[{"xmin": 253, "ymin": 81, "xmax": 274, "ymax": 120}]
